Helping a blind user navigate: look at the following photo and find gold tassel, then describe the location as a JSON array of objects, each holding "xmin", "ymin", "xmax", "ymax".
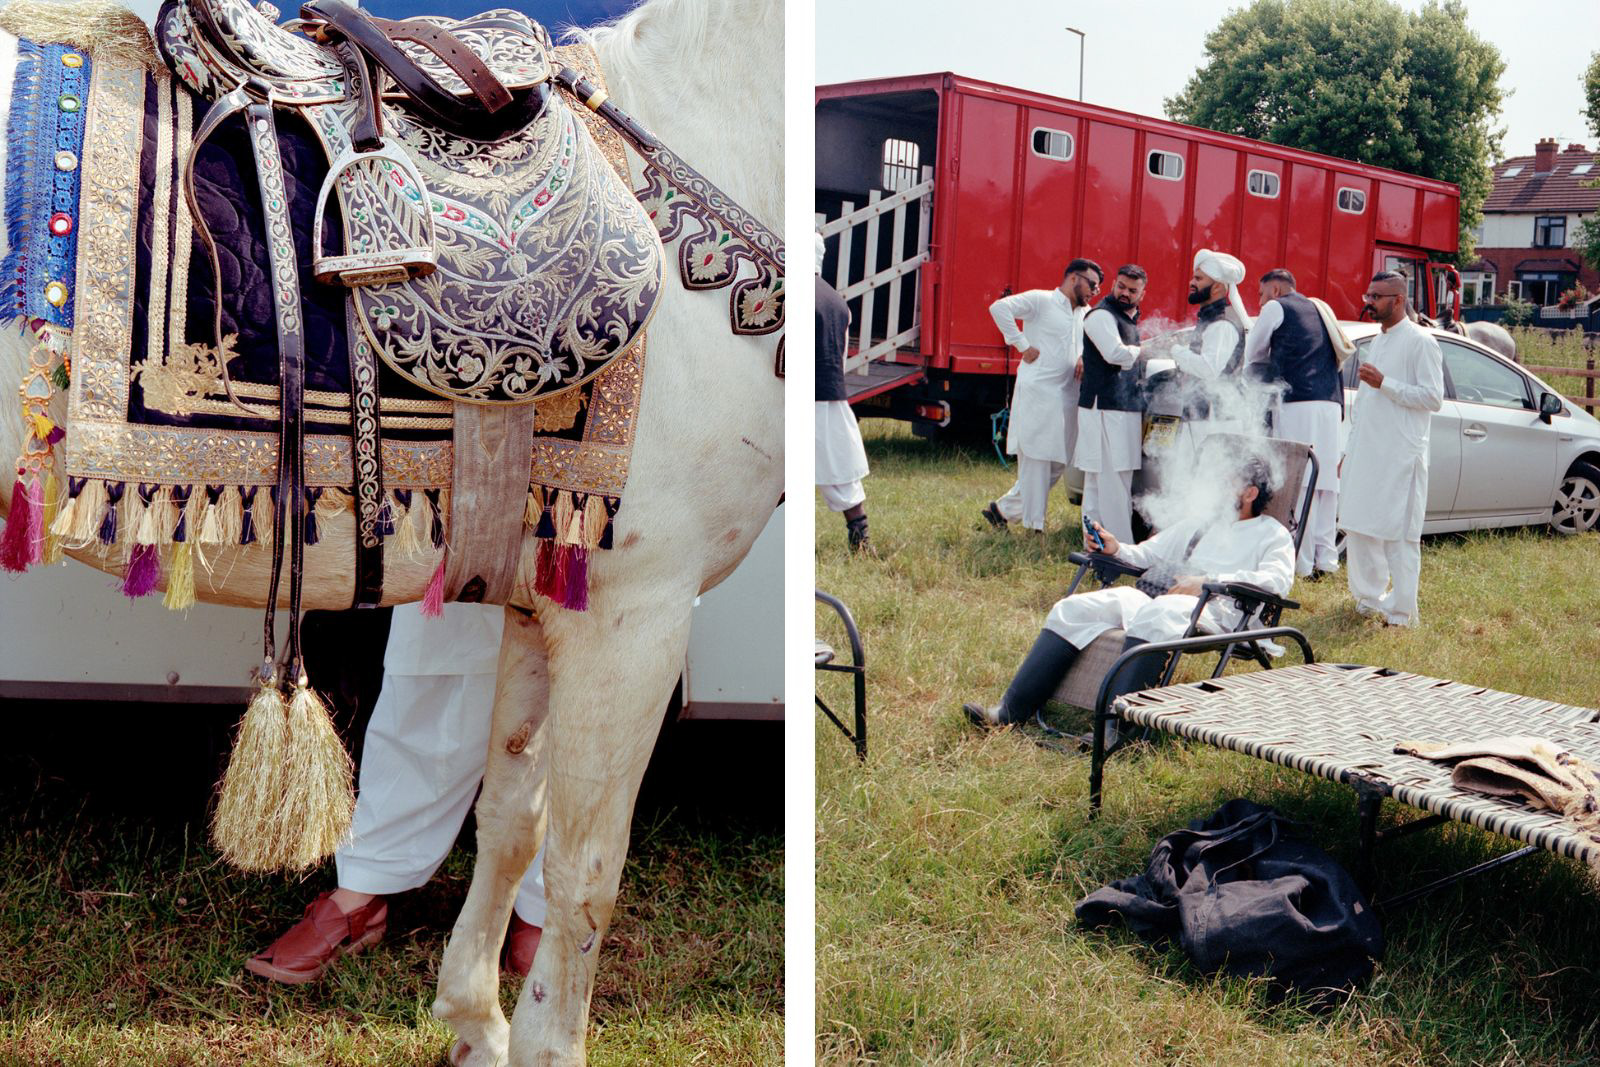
[
  {"xmin": 211, "ymin": 682, "xmax": 292, "ymax": 872},
  {"xmin": 582, "ymin": 495, "xmax": 607, "ymax": 550},
  {"xmin": 122, "ymin": 488, "xmax": 147, "ymax": 547},
  {"xmin": 163, "ymin": 542, "xmax": 195, "ymax": 611},
  {"xmin": 217, "ymin": 486, "xmax": 243, "ymax": 544},
  {"xmin": 280, "ymin": 684, "xmax": 355, "ymax": 871},
  {"xmin": 394, "ymin": 493, "xmax": 421, "ymax": 558},
  {"xmin": 41, "ymin": 471, "xmax": 63, "ymax": 563},
  {"xmin": 134, "ymin": 486, "xmax": 167, "ymax": 546},
  {"xmin": 68, "ymin": 479, "xmax": 107, "ymax": 544},
  {"xmin": 0, "ymin": 0, "xmax": 161, "ymax": 70},
  {"xmin": 50, "ymin": 488, "xmax": 79, "ymax": 542},
  {"xmin": 524, "ymin": 484, "xmax": 544, "ymax": 527},
  {"xmin": 315, "ymin": 488, "xmax": 347, "ymax": 518},
  {"xmin": 181, "ymin": 487, "xmax": 203, "ymax": 541},
  {"xmin": 197, "ymin": 498, "xmax": 223, "ymax": 545},
  {"xmin": 554, "ymin": 491, "xmax": 575, "ymax": 545},
  {"xmin": 251, "ymin": 487, "xmax": 274, "ymax": 546}
]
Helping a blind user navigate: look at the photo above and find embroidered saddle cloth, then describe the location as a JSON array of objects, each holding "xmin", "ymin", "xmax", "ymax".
[{"xmin": 4, "ymin": 37, "xmax": 647, "ymax": 606}]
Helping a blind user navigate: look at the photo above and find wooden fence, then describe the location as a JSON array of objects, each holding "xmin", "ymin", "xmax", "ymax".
[{"xmin": 1516, "ymin": 328, "xmax": 1599, "ymax": 414}]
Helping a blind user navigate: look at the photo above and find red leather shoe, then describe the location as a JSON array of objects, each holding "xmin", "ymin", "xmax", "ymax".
[
  {"xmin": 244, "ymin": 891, "xmax": 388, "ymax": 985},
  {"xmin": 503, "ymin": 913, "xmax": 542, "ymax": 978}
]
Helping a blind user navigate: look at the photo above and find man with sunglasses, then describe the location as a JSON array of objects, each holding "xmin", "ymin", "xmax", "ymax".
[
  {"xmin": 1338, "ymin": 271, "xmax": 1444, "ymax": 627},
  {"xmin": 985, "ymin": 259, "xmax": 1101, "ymax": 532}
]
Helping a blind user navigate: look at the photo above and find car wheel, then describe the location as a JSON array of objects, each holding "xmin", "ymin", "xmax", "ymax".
[{"xmin": 1551, "ymin": 461, "xmax": 1600, "ymax": 535}]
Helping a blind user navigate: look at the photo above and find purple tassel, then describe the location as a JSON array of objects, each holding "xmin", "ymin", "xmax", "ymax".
[
  {"xmin": 122, "ymin": 543, "xmax": 160, "ymax": 597},
  {"xmin": 239, "ymin": 486, "xmax": 257, "ymax": 545},
  {"xmin": 303, "ymin": 487, "xmax": 323, "ymax": 545},
  {"xmin": 99, "ymin": 482, "xmax": 125, "ymax": 544},
  {"xmin": 562, "ymin": 545, "xmax": 590, "ymax": 611},
  {"xmin": 45, "ymin": 424, "xmax": 64, "ymax": 445},
  {"xmin": 532, "ymin": 540, "xmax": 591, "ymax": 611},
  {"xmin": 171, "ymin": 485, "xmax": 191, "ymax": 543}
]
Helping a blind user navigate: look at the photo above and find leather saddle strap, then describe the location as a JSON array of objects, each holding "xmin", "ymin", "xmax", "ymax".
[
  {"xmin": 442, "ymin": 403, "xmax": 537, "ymax": 605},
  {"xmin": 555, "ymin": 66, "xmax": 784, "ymax": 275},
  {"xmin": 369, "ymin": 16, "xmax": 513, "ymax": 113},
  {"xmin": 242, "ymin": 95, "xmax": 311, "ymax": 683},
  {"xmin": 347, "ymin": 302, "xmax": 385, "ymax": 608},
  {"xmin": 300, "ymin": 0, "xmax": 545, "ymax": 143}
]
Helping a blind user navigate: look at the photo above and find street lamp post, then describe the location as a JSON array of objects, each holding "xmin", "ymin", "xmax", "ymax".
[{"xmin": 1066, "ymin": 26, "xmax": 1085, "ymax": 100}]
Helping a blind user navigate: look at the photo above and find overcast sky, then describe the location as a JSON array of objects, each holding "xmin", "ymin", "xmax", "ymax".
[{"xmin": 814, "ymin": 0, "xmax": 1599, "ymax": 162}]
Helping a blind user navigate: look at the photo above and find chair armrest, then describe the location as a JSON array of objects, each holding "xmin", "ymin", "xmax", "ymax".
[
  {"xmin": 1067, "ymin": 550, "xmax": 1147, "ymax": 579},
  {"xmin": 1201, "ymin": 581, "xmax": 1299, "ymax": 611}
]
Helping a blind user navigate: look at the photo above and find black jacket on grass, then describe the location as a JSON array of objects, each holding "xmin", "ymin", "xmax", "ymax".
[{"xmin": 1076, "ymin": 798, "xmax": 1383, "ymax": 1001}]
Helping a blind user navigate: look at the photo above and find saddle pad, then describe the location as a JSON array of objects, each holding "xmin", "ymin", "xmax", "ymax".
[
  {"xmin": 4, "ymin": 38, "xmax": 642, "ymax": 604},
  {"xmin": 158, "ymin": 0, "xmax": 553, "ymax": 105}
]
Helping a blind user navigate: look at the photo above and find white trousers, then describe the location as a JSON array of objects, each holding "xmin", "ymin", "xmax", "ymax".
[
  {"xmin": 335, "ymin": 669, "xmax": 547, "ymax": 926},
  {"xmin": 1345, "ymin": 532, "xmax": 1421, "ymax": 627},
  {"xmin": 817, "ymin": 481, "xmax": 865, "ymax": 512},
  {"xmin": 1081, "ymin": 470, "xmax": 1135, "ymax": 545},
  {"xmin": 995, "ymin": 455, "xmax": 1065, "ymax": 531},
  {"xmin": 1299, "ymin": 488, "xmax": 1339, "ymax": 576},
  {"xmin": 1043, "ymin": 585, "xmax": 1236, "ymax": 649}
]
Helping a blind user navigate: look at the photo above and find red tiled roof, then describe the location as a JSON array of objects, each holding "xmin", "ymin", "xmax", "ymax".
[{"xmin": 1483, "ymin": 146, "xmax": 1600, "ymax": 213}]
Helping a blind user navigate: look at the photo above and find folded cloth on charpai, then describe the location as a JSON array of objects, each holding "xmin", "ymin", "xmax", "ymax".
[
  {"xmin": 1076, "ymin": 798, "xmax": 1383, "ymax": 1003},
  {"xmin": 1395, "ymin": 736, "xmax": 1600, "ymax": 850}
]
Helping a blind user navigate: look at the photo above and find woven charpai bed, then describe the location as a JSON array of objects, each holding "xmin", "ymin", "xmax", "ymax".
[{"xmin": 1105, "ymin": 663, "xmax": 1600, "ymax": 878}]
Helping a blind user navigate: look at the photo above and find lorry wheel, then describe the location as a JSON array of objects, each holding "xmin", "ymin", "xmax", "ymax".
[{"xmin": 1551, "ymin": 461, "xmax": 1600, "ymax": 535}]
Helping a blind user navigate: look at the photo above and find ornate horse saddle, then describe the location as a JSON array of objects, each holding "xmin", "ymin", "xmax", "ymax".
[{"xmin": 158, "ymin": 0, "xmax": 663, "ymax": 405}]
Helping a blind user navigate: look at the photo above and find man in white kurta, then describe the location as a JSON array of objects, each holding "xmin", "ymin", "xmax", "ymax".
[
  {"xmin": 1242, "ymin": 268, "xmax": 1344, "ymax": 577},
  {"xmin": 1075, "ymin": 265, "xmax": 1148, "ymax": 545},
  {"xmin": 248, "ymin": 603, "xmax": 548, "ymax": 983},
  {"xmin": 966, "ymin": 461, "xmax": 1294, "ymax": 735},
  {"xmin": 984, "ymin": 259, "xmax": 1100, "ymax": 531},
  {"xmin": 1339, "ymin": 272, "xmax": 1444, "ymax": 627},
  {"xmin": 1163, "ymin": 250, "xmax": 1254, "ymax": 471}
]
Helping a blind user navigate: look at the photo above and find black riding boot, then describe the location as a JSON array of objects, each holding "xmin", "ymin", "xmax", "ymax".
[
  {"xmin": 964, "ymin": 629, "xmax": 1078, "ymax": 727},
  {"xmin": 1099, "ymin": 635, "xmax": 1170, "ymax": 746}
]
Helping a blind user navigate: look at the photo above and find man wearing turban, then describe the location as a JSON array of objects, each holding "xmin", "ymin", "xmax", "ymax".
[{"xmin": 1158, "ymin": 249, "xmax": 1255, "ymax": 467}]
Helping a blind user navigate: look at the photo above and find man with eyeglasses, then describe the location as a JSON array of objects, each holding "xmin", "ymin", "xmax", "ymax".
[
  {"xmin": 984, "ymin": 259, "xmax": 1101, "ymax": 532},
  {"xmin": 1338, "ymin": 271, "xmax": 1444, "ymax": 627}
]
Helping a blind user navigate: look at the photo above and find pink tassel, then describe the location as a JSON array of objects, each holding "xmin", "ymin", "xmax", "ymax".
[
  {"xmin": 25, "ymin": 478, "xmax": 44, "ymax": 565},
  {"xmin": 122, "ymin": 543, "xmax": 161, "ymax": 597},
  {"xmin": 421, "ymin": 557, "xmax": 445, "ymax": 617},
  {"xmin": 532, "ymin": 540, "xmax": 590, "ymax": 611},
  {"xmin": 0, "ymin": 475, "xmax": 36, "ymax": 572}
]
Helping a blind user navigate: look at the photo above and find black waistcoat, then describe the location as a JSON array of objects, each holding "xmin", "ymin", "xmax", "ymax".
[
  {"xmin": 1266, "ymin": 292, "xmax": 1342, "ymax": 406},
  {"xmin": 815, "ymin": 276, "xmax": 851, "ymax": 402},
  {"xmin": 1079, "ymin": 297, "xmax": 1144, "ymax": 411},
  {"xmin": 1194, "ymin": 297, "xmax": 1247, "ymax": 376}
]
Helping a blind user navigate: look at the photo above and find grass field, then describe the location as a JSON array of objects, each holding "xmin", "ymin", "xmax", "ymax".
[
  {"xmin": 817, "ymin": 421, "xmax": 1600, "ymax": 1066},
  {"xmin": 0, "ymin": 705, "xmax": 782, "ymax": 1067}
]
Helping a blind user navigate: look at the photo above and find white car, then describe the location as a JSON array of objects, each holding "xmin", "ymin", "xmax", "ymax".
[
  {"xmin": 1339, "ymin": 323, "xmax": 1600, "ymax": 536},
  {"xmin": 1062, "ymin": 324, "xmax": 1600, "ymax": 536}
]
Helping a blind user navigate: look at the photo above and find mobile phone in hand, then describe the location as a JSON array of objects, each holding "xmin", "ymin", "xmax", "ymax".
[{"xmin": 1083, "ymin": 514, "xmax": 1106, "ymax": 551}]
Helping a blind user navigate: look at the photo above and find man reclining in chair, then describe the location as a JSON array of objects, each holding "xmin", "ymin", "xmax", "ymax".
[{"xmin": 964, "ymin": 459, "xmax": 1296, "ymax": 739}]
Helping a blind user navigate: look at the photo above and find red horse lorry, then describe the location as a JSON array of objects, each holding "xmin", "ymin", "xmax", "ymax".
[{"xmin": 816, "ymin": 72, "xmax": 1462, "ymax": 433}]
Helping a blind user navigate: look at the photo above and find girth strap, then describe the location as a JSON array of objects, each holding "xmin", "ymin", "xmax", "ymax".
[{"xmin": 442, "ymin": 404, "xmax": 537, "ymax": 605}]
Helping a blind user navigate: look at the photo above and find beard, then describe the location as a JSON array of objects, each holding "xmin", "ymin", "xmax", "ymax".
[
  {"xmin": 1109, "ymin": 293, "xmax": 1136, "ymax": 313},
  {"xmin": 1187, "ymin": 288, "xmax": 1211, "ymax": 305}
]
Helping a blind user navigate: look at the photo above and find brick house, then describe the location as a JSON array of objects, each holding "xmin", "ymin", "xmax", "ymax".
[{"xmin": 1465, "ymin": 139, "xmax": 1599, "ymax": 308}]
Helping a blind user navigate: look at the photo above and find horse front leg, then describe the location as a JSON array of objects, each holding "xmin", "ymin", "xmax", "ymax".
[
  {"xmin": 507, "ymin": 590, "xmax": 694, "ymax": 1066},
  {"xmin": 434, "ymin": 607, "xmax": 552, "ymax": 1067}
]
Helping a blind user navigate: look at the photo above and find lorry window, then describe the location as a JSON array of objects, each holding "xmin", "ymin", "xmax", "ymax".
[
  {"xmin": 1147, "ymin": 150, "xmax": 1183, "ymax": 181},
  {"xmin": 1031, "ymin": 128, "xmax": 1074, "ymax": 161},
  {"xmin": 1336, "ymin": 187, "xmax": 1367, "ymax": 213},
  {"xmin": 881, "ymin": 138, "xmax": 920, "ymax": 192},
  {"xmin": 1247, "ymin": 170, "xmax": 1280, "ymax": 198}
]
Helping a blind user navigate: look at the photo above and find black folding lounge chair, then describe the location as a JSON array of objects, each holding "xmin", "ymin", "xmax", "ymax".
[
  {"xmin": 816, "ymin": 590, "xmax": 867, "ymax": 761},
  {"xmin": 1041, "ymin": 434, "xmax": 1319, "ymax": 741}
]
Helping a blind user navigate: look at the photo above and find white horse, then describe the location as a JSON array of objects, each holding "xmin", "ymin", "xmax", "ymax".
[{"xmin": 0, "ymin": 0, "xmax": 783, "ymax": 1062}]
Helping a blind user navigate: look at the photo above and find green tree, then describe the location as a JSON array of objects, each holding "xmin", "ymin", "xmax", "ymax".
[
  {"xmin": 1165, "ymin": 0, "xmax": 1504, "ymax": 264},
  {"xmin": 1584, "ymin": 50, "xmax": 1600, "ymax": 139}
]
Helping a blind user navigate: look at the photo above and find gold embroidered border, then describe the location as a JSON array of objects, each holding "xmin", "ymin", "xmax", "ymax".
[
  {"xmin": 144, "ymin": 77, "xmax": 173, "ymax": 369},
  {"xmin": 66, "ymin": 54, "xmax": 144, "ymax": 427}
]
